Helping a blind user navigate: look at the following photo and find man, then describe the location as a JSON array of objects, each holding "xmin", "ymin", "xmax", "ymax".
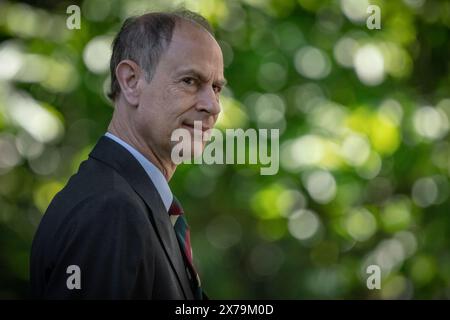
[{"xmin": 30, "ymin": 10, "xmax": 225, "ymax": 299}]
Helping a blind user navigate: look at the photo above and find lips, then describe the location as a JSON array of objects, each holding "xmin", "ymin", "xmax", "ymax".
[{"xmin": 182, "ymin": 121, "xmax": 211, "ymax": 132}]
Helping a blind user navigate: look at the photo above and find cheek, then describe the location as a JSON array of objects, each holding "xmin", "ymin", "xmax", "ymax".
[
  {"xmin": 140, "ymin": 84, "xmax": 196, "ymax": 136},
  {"xmin": 165, "ymin": 86, "xmax": 197, "ymax": 113}
]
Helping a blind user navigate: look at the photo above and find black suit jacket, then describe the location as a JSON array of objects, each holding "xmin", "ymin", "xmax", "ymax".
[{"xmin": 30, "ymin": 136, "xmax": 200, "ymax": 299}]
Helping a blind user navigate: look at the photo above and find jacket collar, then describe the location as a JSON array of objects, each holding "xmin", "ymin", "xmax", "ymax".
[
  {"xmin": 103, "ymin": 132, "xmax": 173, "ymax": 211},
  {"xmin": 89, "ymin": 136, "xmax": 194, "ymax": 299}
]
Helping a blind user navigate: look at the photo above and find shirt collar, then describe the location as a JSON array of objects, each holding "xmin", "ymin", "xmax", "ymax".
[{"xmin": 104, "ymin": 132, "xmax": 173, "ymax": 212}]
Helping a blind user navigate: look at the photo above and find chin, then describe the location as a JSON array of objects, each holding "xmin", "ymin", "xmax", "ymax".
[{"xmin": 191, "ymin": 140, "xmax": 205, "ymax": 158}]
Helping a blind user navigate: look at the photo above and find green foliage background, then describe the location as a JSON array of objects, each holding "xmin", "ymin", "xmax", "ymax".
[{"xmin": 0, "ymin": 0, "xmax": 449, "ymax": 299}]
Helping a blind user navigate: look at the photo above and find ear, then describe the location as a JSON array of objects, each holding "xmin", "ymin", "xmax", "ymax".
[{"xmin": 115, "ymin": 59, "xmax": 142, "ymax": 107}]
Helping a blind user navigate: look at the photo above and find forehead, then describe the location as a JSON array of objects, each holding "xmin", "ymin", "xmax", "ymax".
[{"xmin": 159, "ymin": 21, "xmax": 224, "ymax": 78}]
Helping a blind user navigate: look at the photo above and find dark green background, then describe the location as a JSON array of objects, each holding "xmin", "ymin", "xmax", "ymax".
[{"xmin": 0, "ymin": 0, "xmax": 449, "ymax": 299}]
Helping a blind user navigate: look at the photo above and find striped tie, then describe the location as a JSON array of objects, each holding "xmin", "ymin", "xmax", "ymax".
[{"xmin": 169, "ymin": 197, "xmax": 203, "ymax": 300}]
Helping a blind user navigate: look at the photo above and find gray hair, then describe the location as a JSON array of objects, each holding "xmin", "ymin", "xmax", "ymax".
[{"xmin": 108, "ymin": 10, "xmax": 213, "ymax": 101}]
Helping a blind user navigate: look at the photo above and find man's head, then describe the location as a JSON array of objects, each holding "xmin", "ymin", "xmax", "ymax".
[{"xmin": 108, "ymin": 10, "xmax": 225, "ymax": 177}]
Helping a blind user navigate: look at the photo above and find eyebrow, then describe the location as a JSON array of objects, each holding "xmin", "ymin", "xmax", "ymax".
[{"xmin": 175, "ymin": 68, "xmax": 227, "ymax": 87}]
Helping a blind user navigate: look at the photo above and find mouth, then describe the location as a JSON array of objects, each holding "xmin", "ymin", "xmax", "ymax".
[{"xmin": 181, "ymin": 121, "xmax": 211, "ymax": 132}]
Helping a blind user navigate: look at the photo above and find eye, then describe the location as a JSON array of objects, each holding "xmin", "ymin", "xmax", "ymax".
[
  {"xmin": 213, "ymin": 85, "xmax": 222, "ymax": 94},
  {"xmin": 182, "ymin": 77, "xmax": 197, "ymax": 86}
]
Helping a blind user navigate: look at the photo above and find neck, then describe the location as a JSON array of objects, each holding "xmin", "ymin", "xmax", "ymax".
[{"xmin": 107, "ymin": 111, "xmax": 176, "ymax": 181}]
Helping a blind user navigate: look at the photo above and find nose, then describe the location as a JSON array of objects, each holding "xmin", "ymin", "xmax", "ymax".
[{"xmin": 195, "ymin": 85, "xmax": 221, "ymax": 116}]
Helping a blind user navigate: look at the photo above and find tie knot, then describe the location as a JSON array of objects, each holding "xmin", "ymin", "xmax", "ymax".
[{"xmin": 169, "ymin": 196, "xmax": 184, "ymax": 216}]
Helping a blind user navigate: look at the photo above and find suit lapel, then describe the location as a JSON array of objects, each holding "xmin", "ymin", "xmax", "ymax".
[{"xmin": 89, "ymin": 136, "xmax": 194, "ymax": 299}]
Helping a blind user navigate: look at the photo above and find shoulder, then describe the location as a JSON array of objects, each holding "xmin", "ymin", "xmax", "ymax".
[
  {"xmin": 72, "ymin": 189, "xmax": 149, "ymax": 229},
  {"xmin": 44, "ymin": 189, "xmax": 155, "ymax": 258}
]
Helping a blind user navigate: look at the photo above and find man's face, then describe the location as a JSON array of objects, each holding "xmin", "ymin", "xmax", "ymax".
[{"xmin": 134, "ymin": 22, "xmax": 225, "ymax": 161}]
